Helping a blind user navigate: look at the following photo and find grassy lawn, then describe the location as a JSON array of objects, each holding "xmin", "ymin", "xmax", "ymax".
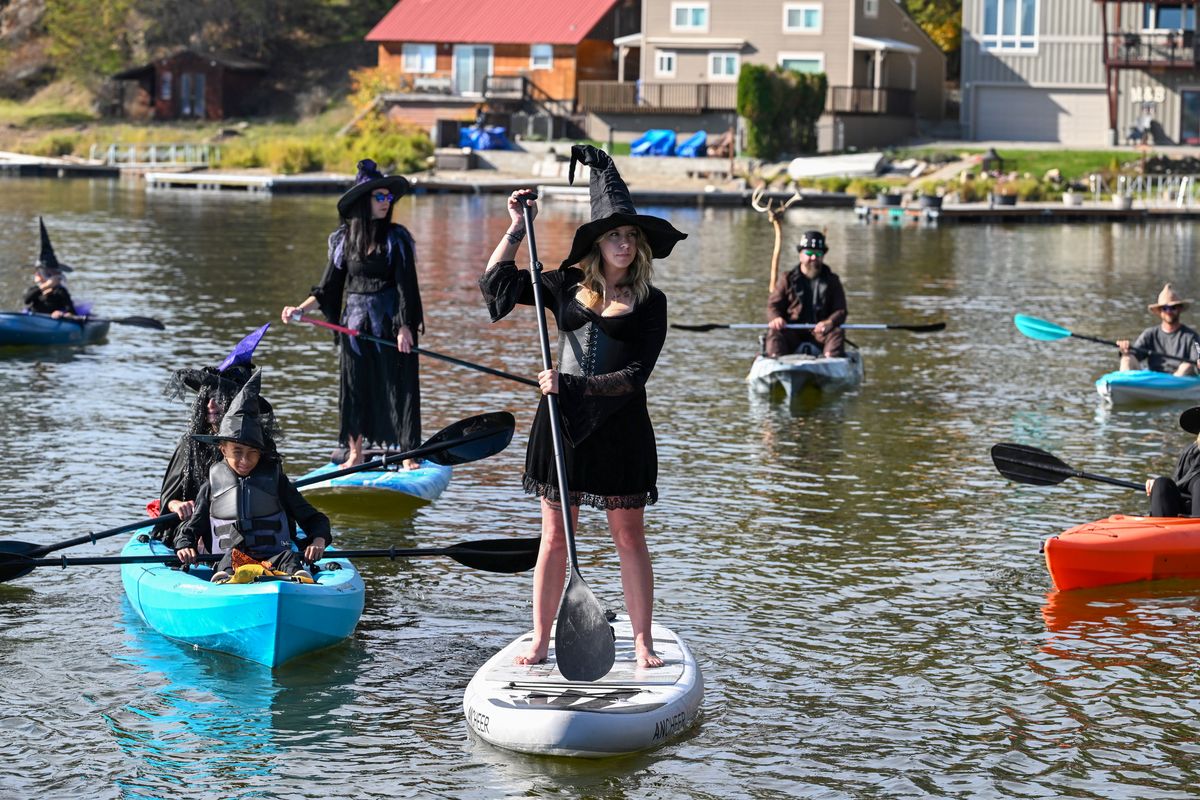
[{"xmin": 896, "ymin": 147, "xmax": 1146, "ymax": 181}]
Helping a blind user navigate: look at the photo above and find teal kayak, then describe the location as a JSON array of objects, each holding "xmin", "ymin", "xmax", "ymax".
[
  {"xmin": 0, "ymin": 311, "xmax": 109, "ymax": 346},
  {"xmin": 120, "ymin": 530, "xmax": 365, "ymax": 668},
  {"xmin": 1095, "ymin": 369, "xmax": 1200, "ymax": 405},
  {"xmin": 297, "ymin": 459, "xmax": 452, "ymax": 509}
]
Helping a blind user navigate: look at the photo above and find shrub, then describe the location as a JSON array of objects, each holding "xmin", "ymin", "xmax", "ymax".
[
  {"xmin": 28, "ymin": 132, "xmax": 81, "ymax": 157},
  {"xmin": 736, "ymin": 64, "xmax": 827, "ymax": 159}
]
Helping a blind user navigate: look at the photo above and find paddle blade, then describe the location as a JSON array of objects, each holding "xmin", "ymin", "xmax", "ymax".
[
  {"xmin": 424, "ymin": 411, "xmax": 515, "ymax": 466},
  {"xmin": 890, "ymin": 322, "xmax": 946, "ymax": 333},
  {"xmin": 0, "ymin": 541, "xmax": 41, "ymax": 583},
  {"xmin": 1013, "ymin": 314, "xmax": 1070, "ymax": 342},
  {"xmin": 669, "ymin": 323, "xmax": 727, "ymax": 332},
  {"xmin": 991, "ymin": 443, "xmax": 1073, "ymax": 486},
  {"xmin": 554, "ymin": 568, "xmax": 616, "ymax": 681},
  {"xmin": 446, "ymin": 537, "xmax": 540, "ymax": 573},
  {"xmin": 111, "ymin": 316, "xmax": 166, "ymax": 330}
]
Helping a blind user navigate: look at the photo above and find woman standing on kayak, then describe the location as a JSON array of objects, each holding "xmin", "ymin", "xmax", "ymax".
[
  {"xmin": 479, "ymin": 145, "xmax": 686, "ymax": 669},
  {"xmin": 281, "ymin": 159, "xmax": 424, "ymax": 469}
]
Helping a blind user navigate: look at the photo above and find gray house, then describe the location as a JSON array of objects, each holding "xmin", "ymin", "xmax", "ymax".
[
  {"xmin": 962, "ymin": 0, "xmax": 1200, "ymax": 146},
  {"xmin": 578, "ymin": 0, "xmax": 946, "ymax": 151}
]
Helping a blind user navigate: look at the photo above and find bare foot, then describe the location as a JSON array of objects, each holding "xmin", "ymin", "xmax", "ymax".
[
  {"xmin": 403, "ymin": 458, "xmax": 421, "ymax": 470},
  {"xmin": 514, "ymin": 641, "xmax": 548, "ymax": 665},
  {"xmin": 339, "ymin": 451, "xmax": 364, "ymax": 470},
  {"xmin": 637, "ymin": 647, "xmax": 664, "ymax": 668}
]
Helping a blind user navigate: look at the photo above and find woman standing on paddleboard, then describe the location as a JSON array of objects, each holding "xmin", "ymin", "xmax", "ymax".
[{"xmin": 479, "ymin": 145, "xmax": 686, "ymax": 668}]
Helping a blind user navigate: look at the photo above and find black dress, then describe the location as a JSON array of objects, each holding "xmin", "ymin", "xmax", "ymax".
[
  {"xmin": 23, "ymin": 284, "xmax": 75, "ymax": 315},
  {"xmin": 480, "ymin": 262, "xmax": 667, "ymax": 509},
  {"xmin": 311, "ymin": 224, "xmax": 423, "ymax": 450}
]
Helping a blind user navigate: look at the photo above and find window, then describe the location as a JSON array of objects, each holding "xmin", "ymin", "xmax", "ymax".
[
  {"xmin": 160, "ymin": 71, "xmax": 172, "ymax": 101},
  {"xmin": 981, "ymin": 0, "xmax": 1039, "ymax": 51},
  {"xmin": 1182, "ymin": 90, "xmax": 1200, "ymax": 145},
  {"xmin": 779, "ymin": 53, "xmax": 825, "ymax": 74},
  {"xmin": 864, "ymin": 0, "xmax": 878, "ymax": 18},
  {"xmin": 402, "ymin": 43, "xmax": 436, "ymax": 73},
  {"xmin": 1143, "ymin": 4, "xmax": 1196, "ymax": 30},
  {"xmin": 784, "ymin": 3, "xmax": 822, "ymax": 33},
  {"xmin": 671, "ymin": 2, "xmax": 709, "ymax": 32},
  {"xmin": 530, "ymin": 44, "xmax": 553, "ymax": 70},
  {"xmin": 655, "ymin": 50, "xmax": 677, "ymax": 77},
  {"xmin": 709, "ymin": 51, "xmax": 739, "ymax": 79}
]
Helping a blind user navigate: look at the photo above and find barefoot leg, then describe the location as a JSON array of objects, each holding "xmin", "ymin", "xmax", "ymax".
[
  {"xmin": 608, "ymin": 507, "xmax": 663, "ymax": 668},
  {"xmin": 340, "ymin": 434, "xmax": 364, "ymax": 469},
  {"xmin": 514, "ymin": 499, "xmax": 576, "ymax": 665}
]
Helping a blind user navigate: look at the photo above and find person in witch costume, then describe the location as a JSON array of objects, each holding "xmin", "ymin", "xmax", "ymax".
[
  {"xmin": 765, "ymin": 230, "xmax": 847, "ymax": 358},
  {"xmin": 1145, "ymin": 405, "xmax": 1200, "ymax": 516},
  {"xmin": 154, "ymin": 324, "xmax": 277, "ymax": 548},
  {"xmin": 479, "ymin": 144, "xmax": 686, "ymax": 669},
  {"xmin": 174, "ymin": 369, "xmax": 330, "ymax": 584},
  {"xmin": 23, "ymin": 217, "xmax": 78, "ymax": 318},
  {"xmin": 281, "ymin": 158, "xmax": 423, "ymax": 470}
]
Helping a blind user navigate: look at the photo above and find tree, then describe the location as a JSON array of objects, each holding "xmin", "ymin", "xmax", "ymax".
[
  {"xmin": 45, "ymin": 0, "xmax": 139, "ymax": 84},
  {"xmin": 904, "ymin": 0, "xmax": 961, "ymax": 53},
  {"xmin": 737, "ymin": 64, "xmax": 827, "ymax": 160}
]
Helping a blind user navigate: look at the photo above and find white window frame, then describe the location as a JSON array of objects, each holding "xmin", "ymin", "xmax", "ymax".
[
  {"xmin": 783, "ymin": 3, "xmax": 823, "ymax": 34},
  {"xmin": 655, "ymin": 50, "xmax": 677, "ymax": 77},
  {"xmin": 530, "ymin": 44, "xmax": 553, "ymax": 70},
  {"xmin": 864, "ymin": 0, "xmax": 879, "ymax": 18},
  {"xmin": 671, "ymin": 2, "xmax": 709, "ymax": 32},
  {"xmin": 778, "ymin": 51, "xmax": 826, "ymax": 74},
  {"xmin": 402, "ymin": 43, "xmax": 436, "ymax": 73},
  {"xmin": 708, "ymin": 51, "xmax": 740, "ymax": 80},
  {"xmin": 980, "ymin": 0, "xmax": 1040, "ymax": 52}
]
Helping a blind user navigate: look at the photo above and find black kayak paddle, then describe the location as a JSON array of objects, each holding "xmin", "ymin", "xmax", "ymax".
[{"xmin": 990, "ymin": 443, "xmax": 1142, "ymax": 491}]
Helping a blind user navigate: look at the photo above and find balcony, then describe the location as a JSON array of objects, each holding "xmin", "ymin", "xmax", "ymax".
[
  {"xmin": 828, "ymin": 87, "xmax": 916, "ymax": 116},
  {"xmin": 1104, "ymin": 30, "xmax": 1198, "ymax": 67},
  {"xmin": 578, "ymin": 81, "xmax": 915, "ymax": 116}
]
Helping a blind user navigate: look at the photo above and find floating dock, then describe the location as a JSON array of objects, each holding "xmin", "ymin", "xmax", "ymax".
[
  {"xmin": 144, "ymin": 172, "xmax": 353, "ymax": 193},
  {"xmin": 857, "ymin": 200, "xmax": 1200, "ymax": 225}
]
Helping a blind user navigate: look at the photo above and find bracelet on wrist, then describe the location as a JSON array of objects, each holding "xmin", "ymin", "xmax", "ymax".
[{"xmin": 505, "ymin": 228, "xmax": 526, "ymax": 245}]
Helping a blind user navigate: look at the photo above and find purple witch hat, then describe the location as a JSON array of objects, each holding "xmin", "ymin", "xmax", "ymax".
[
  {"xmin": 336, "ymin": 158, "xmax": 411, "ymax": 218},
  {"xmin": 170, "ymin": 323, "xmax": 270, "ymax": 396}
]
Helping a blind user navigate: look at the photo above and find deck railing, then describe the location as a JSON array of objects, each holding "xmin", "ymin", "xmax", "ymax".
[
  {"xmin": 1087, "ymin": 173, "xmax": 1200, "ymax": 206},
  {"xmin": 90, "ymin": 143, "xmax": 219, "ymax": 167},
  {"xmin": 827, "ymin": 87, "xmax": 916, "ymax": 116},
  {"xmin": 1104, "ymin": 30, "xmax": 1198, "ymax": 67},
  {"xmin": 578, "ymin": 81, "xmax": 915, "ymax": 116}
]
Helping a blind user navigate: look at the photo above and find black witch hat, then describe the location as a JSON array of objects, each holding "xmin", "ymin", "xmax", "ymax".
[
  {"xmin": 193, "ymin": 368, "xmax": 267, "ymax": 450},
  {"xmin": 36, "ymin": 217, "xmax": 73, "ymax": 275},
  {"xmin": 167, "ymin": 324, "xmax": 270, "ymax": 399},
  {"xmin": 559, "ymin": 144, "xmax": 687, "ymax": 268},
  {"xmin": 336, "ymin": 158, "xmax": 411, "ymax": 218}
]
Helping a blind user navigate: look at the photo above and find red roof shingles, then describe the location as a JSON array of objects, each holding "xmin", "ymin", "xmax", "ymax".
[{"xmin": 367, "ymin": 0, "xmax": 619, "ymax": 46}]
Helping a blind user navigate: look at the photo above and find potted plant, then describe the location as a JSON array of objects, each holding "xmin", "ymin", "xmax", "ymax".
[
  {"xmin": 878, "ymin": 188, "xmax": 903, "ymax": 207},
  {"xmin": 915, "ymin": 180, "xmax": 943, "ymax": 209},
  {"xmin": 1062, "ymin": 187, "xmax": 1083, "ymax": 206},
  {"xmin": 991, "ymin": 176, "xmax": 1018, "ymax": 206},
  {"xmin": 1112, "ymin": 175, "xmax": 1134, "ymax": 209}
]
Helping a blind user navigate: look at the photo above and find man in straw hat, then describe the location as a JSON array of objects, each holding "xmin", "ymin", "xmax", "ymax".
[{"xmin": 1117, "ymin": 284, "xmax": 1200, "ymax": 375}]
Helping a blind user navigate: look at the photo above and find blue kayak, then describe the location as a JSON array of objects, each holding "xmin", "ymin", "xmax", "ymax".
[
  {"xmin": 1095, "ymin": 369, "xmax": 1200, "ymax": 405},
  {"xmin": 0, "ymin": 311, "xmax": 109, "ymax": 346},
  {"xmin": 297, "ymin": 459, "xmax": 452, "ymax": 509},
  {"xmin": 120, "ymin": 531, "xmax": 365, "ymax": 668}
]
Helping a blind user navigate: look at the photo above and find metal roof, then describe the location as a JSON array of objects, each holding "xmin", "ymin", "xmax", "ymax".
[{"xmin": 367, "ymin": 0, "xmax": 620, "ymax": 45}]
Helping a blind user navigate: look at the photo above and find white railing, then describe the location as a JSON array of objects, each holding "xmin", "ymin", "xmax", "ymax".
[
  {"xmin": 1086, "ymin": 173, "xmax": 1200, "ymax": 207},
  {"xmin": 89, "ymin": 143, "xmax": 220, "ymax": 168}
]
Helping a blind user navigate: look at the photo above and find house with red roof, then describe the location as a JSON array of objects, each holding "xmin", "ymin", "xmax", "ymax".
[{"xmin": 367, "ymin": 0, "xmax": 640, "ymax": 140}]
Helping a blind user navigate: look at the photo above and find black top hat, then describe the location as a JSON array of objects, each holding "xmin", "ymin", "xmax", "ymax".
[
  {"xmin": 337, "ymin": 159, "xmax": 411, "ymax": 218},
  {"xmin": 559, "ymin": 145, "xmax": 687, "ymax": 268},
  {"xmin": 36, "ymin": 217, "xmax": 72, "ymax": 275},
  {"xmin": 797, "ymin": 230, "xmax": 828, "ymax": 254},
  {"xmin": 193, "ymin": 368, "xmax": 266, "ymax": 450},
  {"xmin": 1181, "ymin": 406, "xmax": 1200, "ymax": 435}
]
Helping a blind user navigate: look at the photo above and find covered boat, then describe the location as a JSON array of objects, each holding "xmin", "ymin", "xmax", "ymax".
[
  {"xmin": 1044, "ymin": 514, "xmax": 1200, "ymax": 591},
  {"xmin": 120, "ymin": 530, "xmax": 365, "ymax": 668},
  {"xmin": 297, "ymin": 459, "xmax": 451, "ymax": 512},
  {"xmin": 746, "ymin": 349, "xmax": 863, "ymax": 397},
  {"xmin": 0, "ymin": 311, "xmax": 109, "ymax": 346},
  {"xmin": 1095, "ymin": 369, "xmax": 1200, "ymax": 405},
  {"xmin": 464, "ymin": 616, "xmax": 703, "ymax": 758}
]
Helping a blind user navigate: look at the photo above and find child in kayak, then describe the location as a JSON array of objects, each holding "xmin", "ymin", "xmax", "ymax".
[
  {"xmin": 24, "ymin": 218, "xmax": 77, "ymax": 318},
  {"xmin": 173, "ymin": 368, "xmax": 330, "ymax": 584},
  {"xmin": 1145, "ymin": 405, "xmax": 1200, "ymax": 516}
]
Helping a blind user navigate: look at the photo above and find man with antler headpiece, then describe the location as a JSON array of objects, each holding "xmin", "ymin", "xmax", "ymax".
[{"xmin": 765, "ymin": 230, "xmax": 847, "ymax": 358}]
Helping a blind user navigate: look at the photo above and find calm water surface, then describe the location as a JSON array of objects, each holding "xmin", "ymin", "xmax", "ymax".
[{"xmin": 1, "ymin": 178, "xmax": 1199, "ymax": 798}]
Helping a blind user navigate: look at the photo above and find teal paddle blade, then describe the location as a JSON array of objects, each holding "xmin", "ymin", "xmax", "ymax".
[{"xmin": 1013, "ymin": 314, "xmax": 1071, "ymax": 342}]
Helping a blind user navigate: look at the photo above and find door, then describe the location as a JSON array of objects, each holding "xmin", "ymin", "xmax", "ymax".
[
  {"xmin": 1183, "ymin": 90, "xmax": 1200, "ymax": 145},
  {"xmin": 454, "ymin": 45, "xmax": 492, "ymax": 95}
]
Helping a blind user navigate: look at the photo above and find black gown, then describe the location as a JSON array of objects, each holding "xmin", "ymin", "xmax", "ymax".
[
  {"xmin": 23, "ymin": 284, "xmax": 76, "ymax": 316},
  {"xmin": 311, "ymin": 224, "xmax": 422, "ymax": 450},
  {"xmin": 480, "ymin": 262, "xmax": 667, "ymax": 509}
]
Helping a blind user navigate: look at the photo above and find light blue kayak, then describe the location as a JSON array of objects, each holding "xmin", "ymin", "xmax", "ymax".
[
  {"xmin": 0, "ymin": 311, "xmax": 109, "ymax": 346},
  {"xmin": 1095, "ymin": 369, "xmax": 1200, "ymax": 405},
  {"xmin": 297, "ymin": 459, "xmax": 452, "ymax": 508},
  {"xmin": 120, "ymin": 530, "xmax": 365, "ymax": 668}
]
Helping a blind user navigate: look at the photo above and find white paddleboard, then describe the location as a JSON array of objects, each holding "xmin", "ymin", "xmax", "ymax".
[{"xmin": 464, "ymin": 616, "xmax": 703, "ymax": 758}]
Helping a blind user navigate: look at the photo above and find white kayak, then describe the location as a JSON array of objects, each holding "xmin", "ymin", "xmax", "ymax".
[
  {"xmin": 1095, "ymin": 369, "xmax": 1200, "ymax": 405},
  {"xmin": 463, "ymin": 616, "xmax": 703, "ymax": 758},
  {"xmin": 746, "ymin": 350, "xmax": 863, "ymax": 396}
]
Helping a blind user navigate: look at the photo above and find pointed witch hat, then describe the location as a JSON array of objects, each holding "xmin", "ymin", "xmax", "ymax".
[
  {"xmin": 336, "ymin": 158, "xmax": 411, "ymax": 218},
  {"xmin": 172, "ymin": 324, "xmax": 270, "ymax": 396},
  {"xmin": 36, "ymin": 217, "xmax": 73, "ymax": 275},
  {"xmin": 559, "ymin": 144, "xmax": 687, "ymax": 268},
  {"xmin": 192, "ymin": 368, "xmax": 267, "ymax": 450}
]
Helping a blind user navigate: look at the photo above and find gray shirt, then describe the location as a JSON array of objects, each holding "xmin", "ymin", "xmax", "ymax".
[{"xmin": 1132, "ymin": 324, "xmax": 1200, "ymax": 371}]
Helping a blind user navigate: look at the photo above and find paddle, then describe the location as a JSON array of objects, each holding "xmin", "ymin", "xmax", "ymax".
[
  {"xmin": 671, "ymin": 321, "xmax": 946, "ymax": 333},
  {"xmin": 1013, "ymin": 314, "xmax": 1189, "ymax": 366},
  {"xmin": 290, "ymin": 313, "xmax": 537, "ymax": 388},
  {"xmin": 29, "ymin": 311, "xmax": 167, "ymax": 330},
  {"xmin": 0, "ymin": 412, "xmax": 516, "ymax": 576},
  {"xmin": 0, "ymin": 536, "xmax": 542, "ymax": 583},
  {"xmin": 523, "ymin": 202, "xmax": 615, "ymax": 682},
  {"xmin": 990, "ymin": 442, "xmax": 1143, "ymax": 490}
]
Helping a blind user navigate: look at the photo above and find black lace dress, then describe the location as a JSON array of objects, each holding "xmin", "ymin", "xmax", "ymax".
[
  {"xmin": 311, "ymin": 224, "xmax": 423, "ymax": 450},
  {"xmin": 481, "ymin": 262, "xmax": 667, "ymax": 509}
]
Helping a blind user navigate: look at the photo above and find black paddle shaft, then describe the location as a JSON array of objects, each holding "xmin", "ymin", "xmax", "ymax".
[{"xmin": 1070, "ymin": 332, "xmax": 1189, "ymax": 366}]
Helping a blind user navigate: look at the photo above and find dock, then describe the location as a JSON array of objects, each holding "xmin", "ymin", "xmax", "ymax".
[
  {"xmin": 856, "ymin": 200, "xmax": 1200, "ymax": 225},
  {"xmin": 144, "ymin": 171, "xmax": 353, "ymax": 193}
]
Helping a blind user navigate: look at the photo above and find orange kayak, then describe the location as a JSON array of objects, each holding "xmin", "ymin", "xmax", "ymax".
[{"xmin": 1045, "ymin": 514, "xmax": 1200, "ymax": 591}]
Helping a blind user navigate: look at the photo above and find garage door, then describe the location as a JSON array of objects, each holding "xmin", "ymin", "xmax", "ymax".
[{"xmin": 974, "ymin": 87, "xmax": 1108, "ymax": 145}]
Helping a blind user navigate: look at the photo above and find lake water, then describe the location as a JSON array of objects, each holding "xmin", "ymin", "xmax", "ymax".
[{"xmin": 1, "ymin": 178, "xmax": 1199, "ymax": 798}]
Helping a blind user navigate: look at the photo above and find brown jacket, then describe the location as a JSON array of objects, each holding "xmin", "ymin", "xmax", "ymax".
[{"xmin": 767, "ymin": 263, "xmax": 847, "ymax": 328}]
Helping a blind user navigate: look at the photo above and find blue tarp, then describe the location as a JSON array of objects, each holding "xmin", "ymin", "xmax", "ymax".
[
  {"xmin": 676, "ymin": 130, "xmax": 707, "ymax": 158},
  {"xmin": 630, "ymin": 129, "xmax": 676, "ymax": 157},
  {"xmin": 459, "ymin": 125, "xmax": 512, "ymax": 151}
]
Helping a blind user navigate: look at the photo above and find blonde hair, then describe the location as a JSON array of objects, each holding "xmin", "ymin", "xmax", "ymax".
[{"xmin": 574, "ymin": 227, "xmax": 655, "ymax": 310}]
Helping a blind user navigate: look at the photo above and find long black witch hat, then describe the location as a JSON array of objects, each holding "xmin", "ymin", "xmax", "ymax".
[
  {"xmin": 559, "ymin": 144, "xmax": 687, "ymax": 268},
  {"xmin": 37, "ymin": 217, "xmax": 72, "ymax": 274},
  {"xmin": 192, "ymin": 368, "xmax": 267, "ymax": 450}
]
